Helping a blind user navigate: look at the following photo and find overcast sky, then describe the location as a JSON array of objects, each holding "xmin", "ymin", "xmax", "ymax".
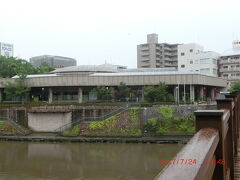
[{"xmin": 0, "ymin": 0, "xmax": 239, "ymax": 68}]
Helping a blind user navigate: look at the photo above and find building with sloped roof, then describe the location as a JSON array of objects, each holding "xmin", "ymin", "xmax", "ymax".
[{"xmin": 0, "ymin": 64, "xmax": 227, "ymax": 103}]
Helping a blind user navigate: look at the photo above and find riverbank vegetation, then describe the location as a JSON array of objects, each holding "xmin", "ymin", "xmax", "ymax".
[
  {"xmin": 62, "ymin": 108, "xmax": 142, "ymax": 137},
  {"xmin": 0, "ymin": 121, "xmax": 21, "ymax": 135},
  {"xmin": 144, "ymin": 107, "xmax": 195, "ymax": 135}
]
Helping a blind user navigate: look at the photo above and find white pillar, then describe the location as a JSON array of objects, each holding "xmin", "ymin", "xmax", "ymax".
[
  {"xmin": 48, "ymin": 88, "xmax": 53, "ymax": 103},
  {"xmin": 211, "ymin": 88, "xmax": 215, "ymax": 100},
  {"xmin": 190, "ymin": 85, "xmax": 195, "ymax": 102},
  {"xmin": 200, "ymin": 86, "xmax": 204, "ymax": 100},
  {"xmin": 174, "ymin": 86, "xmax": 178, "ymax": 103},
  {"xmin": 78, "ymin": 87, "xmax": 83, "ymax": 103}
]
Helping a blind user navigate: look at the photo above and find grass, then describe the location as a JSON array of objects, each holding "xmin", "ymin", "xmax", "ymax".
[{"xmin": 62, "ymin": 124, "xmax": 81, "ymax": 137}]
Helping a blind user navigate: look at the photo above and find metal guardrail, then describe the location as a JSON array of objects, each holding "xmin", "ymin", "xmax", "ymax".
[{"xmin": 54, "ymin": 103, "xmax": 140, "ymax": 133}]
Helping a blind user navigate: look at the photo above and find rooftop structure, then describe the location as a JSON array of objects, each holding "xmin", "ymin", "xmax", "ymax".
[
  {"xmin": 30, "ymin": 55, "xmax": 77, "ymax": 68},
  {"xmin": 51, "ymin": 63, "xmax": 127, "ymax": 75},
  {"xmin": 137, "ymin": 34, "xmax": 180, "ymax": 69}
]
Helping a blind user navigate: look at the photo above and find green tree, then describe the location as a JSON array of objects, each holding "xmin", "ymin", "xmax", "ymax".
[
  {"xmin": 0, "ymin": 56, "xmax": 53, "ymax": 78},
  {"xmin": 118, "ymin": 82, "xmax": 131, "ymax": 101},
  {"xmin": 38, "ymin": 62, "xmax": 54, "ymax": 74},
  {"xmin": 0, "ymin": 56, "xmax": 38, "ymax": 78},
  {"xmin": 92, "ymin": 86, "xmax": 113, "ymax": 101},
  {"xmin": 230, "ymin": 81, "xmax": 240, "ymax": 93},
  {"xmin": 4, "ymin": 76, "xmax": 30, "ymax": 102},
  {"xmin": 143, "ymin": 82, "xmax": 169, "ymax": 102}
]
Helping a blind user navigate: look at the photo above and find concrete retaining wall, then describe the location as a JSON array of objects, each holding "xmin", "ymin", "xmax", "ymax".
[
  {"xmin": 142, "ymin": 104, "xmax": 216, "ymax": 124},
  {"xmin": 28, "ymin": 112, "xmax": 72, "ymax": 132}
]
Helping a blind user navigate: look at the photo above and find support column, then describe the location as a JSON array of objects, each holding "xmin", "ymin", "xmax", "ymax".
[
  {"xmin": 48, "ymin": 88, "xmax": 53, "ymax": 103},
  {"xmin": 141, "ymin": 87, "xmax": 144, "ymax": 101},
  {"xmin": 0, "ymin": 89, "xmax": 2, "ymax": 102},
  {"xmin": 78, "ymin": 87, "xmax": 83, "ymax": 103},
  {"xmin": 211, "ymin": 88, "xmax": 215, "ymax": 100},
  {"xmin": 190, "ymin": 85, "xmax": 195, "ymax": 102},
  {"xmin": 200, "ymin": 86, "xmax": 204, "ymax": 100},
  {"xmin": 174, "ymin": 86, "xmax": 178, "ymax": 103}
]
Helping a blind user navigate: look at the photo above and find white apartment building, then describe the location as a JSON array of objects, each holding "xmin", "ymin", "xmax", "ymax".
[
  {"xmin": 218, "ymin": 40, "xmax": 240, "ymax": 87},
  {"xmin": 178, "ymin": 43, "xmax": 219, "ymax": 76}
]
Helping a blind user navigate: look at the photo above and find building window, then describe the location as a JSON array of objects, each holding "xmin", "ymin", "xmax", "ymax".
[
  {"xmin": 213, "ymin": 68, "xmax": 217, "ymax": 75},
  {"xmin": 181, "ymin": 52, "xmax": 185, "ymax": 56},
  {"xmin": 190, "ymin": 49, "xmax": 193, "ymax": 53},
  {"xmin": 190, "ymin": 61, "xmax": 193, "ymax": 64},
  {"xmin": 200, "ymin": 58, "xmax": 210, "ymax": 64},
  {"xmin": 200, "ymin": 68, "xmax": 210, "ymax": 74},
  {"xmin": 212, "ymin": 59, "xmax": 217, "ymax": 64},
  {"xmin": 181, "ymin": 64, "xmax": 185, "ymax": 68}
]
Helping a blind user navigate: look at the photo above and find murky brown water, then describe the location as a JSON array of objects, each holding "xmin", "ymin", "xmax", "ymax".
[{"xmin": 0, "ymin": 141, "xmax": 183, "ymax": 180}]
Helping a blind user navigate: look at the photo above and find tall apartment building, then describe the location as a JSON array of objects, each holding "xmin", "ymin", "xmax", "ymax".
[
  {"xmin": 137, "ymin": 34, "xmax": 179, "ymax": 68},
  {"xmin": 178, "ymin": 43, "xmax": 219, "ymax": 77},
  {"xmin": 218, "ymin": 40, "xmax": 240, "ymax": 87}
]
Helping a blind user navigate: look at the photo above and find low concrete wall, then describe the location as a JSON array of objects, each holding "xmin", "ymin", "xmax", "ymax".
[{"xmin": 28, "ymin": 112, "xmax": 72, "ymax": 132}]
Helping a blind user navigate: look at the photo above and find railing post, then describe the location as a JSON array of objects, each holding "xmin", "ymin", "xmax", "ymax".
[
  {"xmin": 216, "ymin": 98, "xmax": 235, "ymax": 179},
  {"xmin": 194, "ymin": 110, "xmax": 230, "ymax": 180},
  {"xmin": 226, "ymin": 93, "xmax": 240, "ymax": 140}
]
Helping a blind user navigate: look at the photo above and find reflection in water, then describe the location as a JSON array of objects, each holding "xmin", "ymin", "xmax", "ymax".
[{"xmin": 0, "ymin": 141, "xmax": 183, "ymax": 180}]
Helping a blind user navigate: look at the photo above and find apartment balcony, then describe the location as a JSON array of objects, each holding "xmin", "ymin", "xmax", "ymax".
[
  {"xmin": 164, "ymin": 62, "xmax": 177, "ymax": 66},
  {"xmin": 219, "ymin": 68, "xmax": 240, "ymax": 73},
  {"xmin": 219, "ymin": 59, "xmax": 240, "ymax": 65},
  {"xmin": 141, "ymin": 52, "xmax": 149, "ymax": 56},
  {"xmin": 141, "ymin": 59, "xmax": 150, "ymax": 62},
  {"xmin": 140, "ymin": 45, "xmax": 149, "ymax": 50},
  {"xmin": 222, "ymin": 76, "xmax": 240, "ymax": 81}
]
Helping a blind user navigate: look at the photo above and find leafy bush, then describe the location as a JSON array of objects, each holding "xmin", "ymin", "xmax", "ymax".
[
  {"xmin": 89, "ymin": 115, "xmax": 118, "ymax": 131},
  {"xmin": 129, "ymin": 108, "xmax": 139, "ymax": 123},
  {"xmin": 144, "ymin": 113, "xmax": 195, "ymax": 135},
  {"xmin": 158, "ymin": 107, "xmax": 173, "ymax": 118},
  {"xmin": 62, "ymin": 124, "xmax": 81, "ymax": 136}
]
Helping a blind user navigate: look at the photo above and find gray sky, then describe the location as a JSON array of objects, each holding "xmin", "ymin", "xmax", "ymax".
[{"xmin": 0, "ymin": 0, "xmax": 239, "ymax": 68}]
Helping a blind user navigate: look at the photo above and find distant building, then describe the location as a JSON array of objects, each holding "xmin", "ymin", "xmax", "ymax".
[
  {"xmin": 218, "ymin": 40, "xmax": 240, "ymax": 87},
  {"xmin": 30, "ymin": 55, "xmax": 77, "ymax": 68},
  {"xmin": 0, "ymin": 42, "xmax": 13, "ymax": 57},
  {"xmin": 137, "ymin": 34, "xmax": 179, "ymax": 69},
  {"xmin": 178, "ymin": 43, "xmax": 219, "ymax": 77}
]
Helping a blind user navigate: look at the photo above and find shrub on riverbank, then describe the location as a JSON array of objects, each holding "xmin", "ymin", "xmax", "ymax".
[
  {"xmin": 144, "ymin": 107, "xmax": 195, "ymax": 135},
  {"xmin": 63, "ymin": 108, "xmax": 142, "ymax": 137},
  {"xmin": 0, "ymin": 121, "xmax": 21, "ymax": 135},
  {"xmin": 62, "ymin": 124, "xmax": 81, "ymax": 137}
]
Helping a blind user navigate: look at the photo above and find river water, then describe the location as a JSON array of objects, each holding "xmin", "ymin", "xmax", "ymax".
[{"xmin": 0, "ymin": 141, "xmax": 183, "ymax": 180}]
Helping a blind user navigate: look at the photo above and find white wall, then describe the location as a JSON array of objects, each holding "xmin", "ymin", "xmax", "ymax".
[
  {"xmin": 178, "ymin": 43, "xmax": 219, "ymax": 76},
  {"xmin": 28, "ymin": 112, "xmax": 72, "ymax": 132}
]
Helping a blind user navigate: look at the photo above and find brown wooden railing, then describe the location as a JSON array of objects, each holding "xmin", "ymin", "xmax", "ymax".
[{"xmin": 155, "ymin": 92, "xmax": 240, "ymax": 180}]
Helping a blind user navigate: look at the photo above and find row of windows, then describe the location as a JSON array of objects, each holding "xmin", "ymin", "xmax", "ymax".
[
  {"xmin": 223, "ymin": 74, "xmax": 240, "ymax": 77},
  {"xmin": 223, "ymin": 65, "xmax": 240, "ymax": 69}
]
